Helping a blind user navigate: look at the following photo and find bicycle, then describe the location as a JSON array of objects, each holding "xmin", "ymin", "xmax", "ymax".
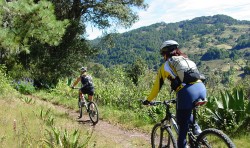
[
  {"xmin": 73, "ymin": 88, "xmax": 99, "ymax": 125},
  {"xmin": 148, "ymin": 98, "xmax": 236, "ymax": 148}
]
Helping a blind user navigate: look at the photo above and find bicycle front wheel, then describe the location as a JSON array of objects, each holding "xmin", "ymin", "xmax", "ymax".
[
  {"xmin": 151, "ymin": 123, "xmax": 177, "ymax": 148},
  {"xmin": 196, "ymin": 128, "xmax": 236, "ymax": 148},
  {"xmin": 88, "ymin": 102, "xmax": 99, "ymax": 125},
  {"xmin": 78, "ymin": 101, "xmax": 83, "ymax": 119}
]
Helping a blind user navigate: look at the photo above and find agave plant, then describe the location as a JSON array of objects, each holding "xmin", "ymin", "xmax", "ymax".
[
  {"xmin": 203, "ymin": 88, "xmax": 250, "ymax": 133},
  {"xmin": 45, "ymin": 127, "xmax": 88, "ymax": 148}
]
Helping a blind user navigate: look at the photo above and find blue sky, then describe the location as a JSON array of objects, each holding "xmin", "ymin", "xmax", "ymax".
[{"xmin": 85, "ymin": 0, "xmax": 250, "ymax": 40}]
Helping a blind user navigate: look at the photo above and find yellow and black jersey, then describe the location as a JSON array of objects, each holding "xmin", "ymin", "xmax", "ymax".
[
  {"xmin": 147, "ymin": 61, "xmax": 178, "ymax": 101},
  {"xmin": 147, "ymin": 57, "xmax": 203, "ymax": 101}
]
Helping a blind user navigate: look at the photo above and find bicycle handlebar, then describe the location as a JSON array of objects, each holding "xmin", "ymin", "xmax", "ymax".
[{"xmin": 149, "ymin": 99, "xmax": 176, "ymax": 106}]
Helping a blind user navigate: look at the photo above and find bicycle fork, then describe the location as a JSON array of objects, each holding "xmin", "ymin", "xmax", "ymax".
[{"xmin": 159, "ymin": 118, "xmax": 178, "ymax": 148}]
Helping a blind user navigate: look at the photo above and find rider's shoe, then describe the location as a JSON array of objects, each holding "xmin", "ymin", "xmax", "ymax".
[{"xmin": 194, "ymin": 124, "xmax": 202, "ymax": 135}]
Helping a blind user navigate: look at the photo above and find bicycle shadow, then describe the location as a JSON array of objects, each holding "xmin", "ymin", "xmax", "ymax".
[{"xmin": 77, "ymin": 118, "xmax": 94, "ymax": 125}]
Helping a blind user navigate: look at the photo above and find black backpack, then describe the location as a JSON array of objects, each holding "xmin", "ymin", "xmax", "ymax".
[
  {"xmin": 81, "ymin": 75, "xmax": 94, "ymax": 88},
  {"xmin": 168, "ymin": 56, "xmax": 205, "ymax": 84}
]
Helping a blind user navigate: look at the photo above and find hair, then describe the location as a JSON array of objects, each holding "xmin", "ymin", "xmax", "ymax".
[{"xmin": 162, "ymin": 46, "xmax": 188, "ymax": 58}]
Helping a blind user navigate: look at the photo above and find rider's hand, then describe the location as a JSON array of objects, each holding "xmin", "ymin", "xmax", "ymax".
[{"xmin": 142, "ymin": 100, "xmax": 151, "ymax": 105}]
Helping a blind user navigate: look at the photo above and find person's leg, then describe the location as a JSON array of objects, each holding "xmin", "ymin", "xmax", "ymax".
[
  {"xmin": 79, "ymin": 89, "xmax": 84, "ymax": 101},
  {"xmin": 87, "ymin": 89, "xmax": 94, "ymax": 102},
  {"xmin": 177, "ymin": 109, "xmax": 192, "ymax": 148},
  {"xmin": 189, "ymin": 114, "xmax": 202, "ymax": 135},
  {"xmin": 80, "ymin": 88, "xmax": 89, "ymax": 103},
  {"xmin": 177, "ymin": 82, "xmax": 206, "ymax": 139},
  {"xmin": 87, "ymin": 89, "xmax": 95, "ymax": 110},
  {"xmin": 88, "ymin": 95, "xmax": 93, "ymax": 102}
]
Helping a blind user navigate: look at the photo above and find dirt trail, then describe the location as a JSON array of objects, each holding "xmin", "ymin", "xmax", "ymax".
[{"xmin": 30, "ymin": 95, "xmax": 151, "ymax": 148}]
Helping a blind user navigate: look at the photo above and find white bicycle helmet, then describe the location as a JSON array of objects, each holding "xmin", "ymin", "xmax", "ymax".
[
  {"xmin": 80, "ymin": 67, "xmax": 87, "ymax": 72},
  {"xmin": 160, "ymin": 40, "xmax": 179, "ymax": 54}
]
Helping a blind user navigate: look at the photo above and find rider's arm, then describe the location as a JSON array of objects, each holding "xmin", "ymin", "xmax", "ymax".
[
  {"xmin": 72, "ymin": 77, "xmax": 81, "ymax": 87},
  {"xmin": 147, "ymin": 63, "xmax": 170, "ymax": 101}
]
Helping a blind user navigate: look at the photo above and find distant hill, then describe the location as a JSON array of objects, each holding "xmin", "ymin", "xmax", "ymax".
[{"xmin": 91, "ymin": 14, "xmax": 250, "ymax": 71}]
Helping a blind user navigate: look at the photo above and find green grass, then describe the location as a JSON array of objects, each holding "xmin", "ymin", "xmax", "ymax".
[
  {"xmin": 1, "ymin": 87, "xmax": 250, "ymax": 147},
  {"xmin": 0, "ymin": 95, "xmax": 130, "ymax": 147},
  {"xmin": 0, "ymin": 98, "xmax": 44, "ymax": 147},
  {"xmin": 0, "ymin": 94, "xmax": 93, "ymax": 147},
  {"xmin": 232, "ymin": 134, "xmax": 250, "ymax": 148}
]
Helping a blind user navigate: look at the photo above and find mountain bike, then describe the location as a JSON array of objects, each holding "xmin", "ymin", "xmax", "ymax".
[
  {"xmin": 73, "ymin": 88, "xmax": 99, "ymax": 125},
  {"xmin": 148, "ymin": 98, "xmax": 236, "ymax": 148}
]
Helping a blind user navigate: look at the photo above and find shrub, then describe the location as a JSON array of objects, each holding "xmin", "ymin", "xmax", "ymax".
[
  {"xmin": 199, "ymin": 88, "xmax": 250, "ymax": 134},
  {"xmin": 14, "ymin": 78, "xmax": 35, "ymax": 94},
  {"xmin": 0, "ymin": 65, "xmax": 17, "ymax": 97}
]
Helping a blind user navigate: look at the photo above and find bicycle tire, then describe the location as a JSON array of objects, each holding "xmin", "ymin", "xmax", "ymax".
[
  {"xmin": 78, "ymin": 101, "xmax": 83, "ymax": 119},
  {"xmin": 88, "ymin": 102, "xmax": 99, "ymax": 125},
  {"xmin": 196, "ymin": 128, "xmax": 236, "ymax": 148},
  {"xmin": 151, "ymin": 123, "xmax": 177, "ymax": 148}
]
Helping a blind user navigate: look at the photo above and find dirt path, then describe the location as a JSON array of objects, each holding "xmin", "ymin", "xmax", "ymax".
[{"xmin": 30, "ymin": 95, "xmax": 151, "ymax": 148}]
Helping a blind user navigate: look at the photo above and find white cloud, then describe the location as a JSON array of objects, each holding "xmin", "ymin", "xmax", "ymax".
[
  {"xmin": 85, "ymin": 27, "xmax": 103, "ymax": 40},
  {"xmin": 86, "ymin": 0, "xmax": 250, "ymax": 39},
  {"xmin": 147, "ymin": 0, "xmax": 250, "ymax": 23}
]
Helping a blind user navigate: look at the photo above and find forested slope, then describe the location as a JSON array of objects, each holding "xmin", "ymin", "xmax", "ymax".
[{"xmin": 92, "ymin": 14, "xmax": 250, "ymax": 71}]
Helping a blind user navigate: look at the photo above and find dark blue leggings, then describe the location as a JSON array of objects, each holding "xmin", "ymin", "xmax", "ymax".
[
  {"xmin": 176, "ymin": 82, "xmax": 206, "ymax": 148},
  {"xmin": 176, "ymin": 109, "xmax": 192, "ymax": 148}
]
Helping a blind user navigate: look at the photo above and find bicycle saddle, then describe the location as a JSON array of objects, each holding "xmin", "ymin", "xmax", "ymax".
[{"xmin": 193, "ymin": 98, "xmax": 207, "ymax": 107}]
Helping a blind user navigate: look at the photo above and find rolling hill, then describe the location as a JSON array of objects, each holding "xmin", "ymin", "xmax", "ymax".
[{"xmin": 91, "ymin": 14, "xmax": 250, "ymax": 73}]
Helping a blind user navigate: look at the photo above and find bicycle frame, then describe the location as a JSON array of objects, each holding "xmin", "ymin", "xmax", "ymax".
[
  {"xmin": 163, "ymin": 100, "xmax": 178, "ymax": 134},
  {"xmin": 151, "ymin": 99, "xmax": 199, "ymax": 146},
  {"xmin": 78, "ymin": 93, "xmax": 89, "ymax": 110},
  {"xmin": 73, "ymin": 87, "xmax": 90, "ymax": 118}
]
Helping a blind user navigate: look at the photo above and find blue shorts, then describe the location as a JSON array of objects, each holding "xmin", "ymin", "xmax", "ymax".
[
  {"xmin": 80, "ymin": 87, "xmax": 94, "ymax": 96},
  {"xmin": 176, "ymin": 82, "xmax": 206, "ymax": 110}
]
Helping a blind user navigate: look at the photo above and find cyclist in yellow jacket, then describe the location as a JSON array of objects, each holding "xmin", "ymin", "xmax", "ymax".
[{"xmin": 143, "ymin": 40, "xmax": 206, "ymax": 148}]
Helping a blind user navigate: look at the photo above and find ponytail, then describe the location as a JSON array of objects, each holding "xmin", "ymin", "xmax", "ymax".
[{"xmin": 169, "ymin": 48, "xmax": 188, "ymax": 58}]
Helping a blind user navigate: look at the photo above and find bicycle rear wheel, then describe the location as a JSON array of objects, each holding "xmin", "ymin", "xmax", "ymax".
[
  {"xmin": 88, "ymin": 102, "xmax": 99, "ymax": 125},
  {"xmin": 151, "ymin": 123, "xmax": 177, "ymax": 148},
  {"xmin": 196, "ymin": 128, "xmax": 236, "ymax": 148}
]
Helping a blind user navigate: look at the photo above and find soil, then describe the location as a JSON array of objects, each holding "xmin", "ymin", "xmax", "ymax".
[{"xmin": 29, "ymin": 95, "xmax": 151, "ymax": 148}]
